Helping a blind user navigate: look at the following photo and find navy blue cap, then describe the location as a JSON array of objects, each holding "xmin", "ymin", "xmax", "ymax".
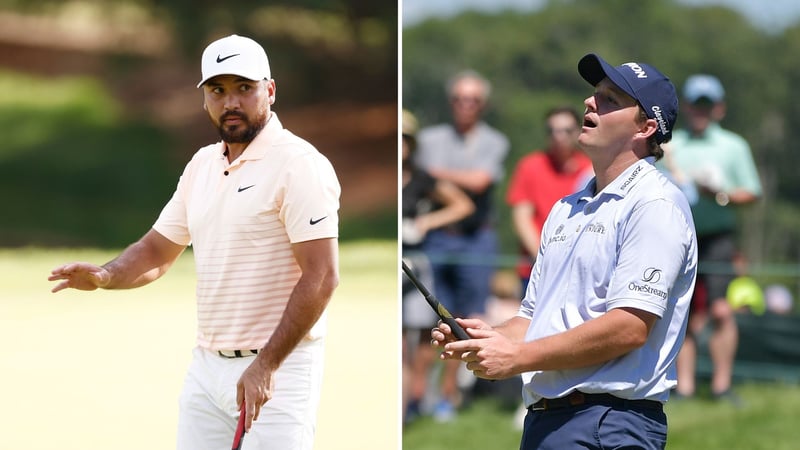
[{"xmin": 578, "ymin": 53, "xmax": 678, "ymax": 144}]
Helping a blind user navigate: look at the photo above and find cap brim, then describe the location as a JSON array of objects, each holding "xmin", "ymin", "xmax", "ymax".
[
  {"xmin": 196, "ymin": 72, "xmax": 265, "ymax": 88},
  {"xmin": 687, "ymin": 95, "xmax": 716, "ymax": 106},
  {"xmin": 578, "ymin": 53, "xmax": 637, "ymax": 100}
]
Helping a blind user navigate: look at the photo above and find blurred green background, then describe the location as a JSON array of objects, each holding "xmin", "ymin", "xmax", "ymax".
[
  {"xmin": 0, "ymin": 0, "xmax": 398, "ymax": 247},
  {"xmin": 402, "ymin": 2, "xmax": 800, "ymax": 448},
  {"xmin": 403, "ymin": 0, "xmax": 800, "ymax": 292}
]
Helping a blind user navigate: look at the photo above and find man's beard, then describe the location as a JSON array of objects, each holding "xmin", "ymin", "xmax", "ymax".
[{"xmin": 213, "ymin": 109, "xmax": 269, "ymax": 144}]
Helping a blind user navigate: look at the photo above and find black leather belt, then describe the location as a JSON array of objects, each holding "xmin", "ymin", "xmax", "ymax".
[
  {"xmin": 529, "ymin": 391, "xmax": 662, "ymax": 411},
  {"xmin": 218, "ymin": 349, "xmax": 259, "ymax": 358}
]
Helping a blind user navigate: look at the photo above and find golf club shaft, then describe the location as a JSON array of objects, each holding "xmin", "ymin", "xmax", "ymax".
[
  {"xmin": 232, "ymin": 402, "xmax": 246, "ymax": 450},
  {"xmin": 401, "ymin": 260, "xmax": 470, "ymax": 340}
]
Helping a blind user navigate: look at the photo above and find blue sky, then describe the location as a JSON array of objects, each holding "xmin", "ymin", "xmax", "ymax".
[{"xmin": 402, "ymin": 0, "xmax": 800, "ymax": 32}]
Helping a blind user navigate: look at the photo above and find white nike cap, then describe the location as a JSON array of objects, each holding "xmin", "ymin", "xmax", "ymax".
[{"xmin": 197, "ymin": 34, "xmax": 271, "ymax": 88}]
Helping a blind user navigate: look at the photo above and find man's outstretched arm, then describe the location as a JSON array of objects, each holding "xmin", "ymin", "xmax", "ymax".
[{"xmin": 49, "ymin": 229, "xmax": 186, "ymax": 292}]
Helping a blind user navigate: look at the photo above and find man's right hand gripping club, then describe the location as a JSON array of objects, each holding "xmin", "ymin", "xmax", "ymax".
[{"xmin": 236, "ymin": 355, "xmax": 277, "ymax": 433}]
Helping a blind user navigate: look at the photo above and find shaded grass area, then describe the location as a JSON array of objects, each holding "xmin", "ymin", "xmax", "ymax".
[{"xmin": 402, "ymin": 383, "xmax": 800, "ymax": 449}]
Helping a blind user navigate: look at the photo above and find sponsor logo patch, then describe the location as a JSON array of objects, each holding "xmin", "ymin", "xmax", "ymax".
[{"xmin": 627, "ymin": 267, "xmax": 667, "ymax": 299}]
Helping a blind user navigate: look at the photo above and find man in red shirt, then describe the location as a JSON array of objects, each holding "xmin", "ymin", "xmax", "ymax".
[{"xmin": 506, "ymin": 106, "xmax": 593, "ymax": 290}]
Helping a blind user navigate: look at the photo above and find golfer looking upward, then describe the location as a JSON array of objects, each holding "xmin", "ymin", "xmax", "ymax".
[
  {"xmin": 49, "ymin": 34, "xmax": 340, "ymax": 450},
  {"xmin": 433, "ymin": 54, "xmax": 697, "ymax": 450}
]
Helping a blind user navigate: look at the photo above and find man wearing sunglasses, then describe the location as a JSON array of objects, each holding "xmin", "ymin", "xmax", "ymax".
[{"xmin": 412, "ymin": 69, "xmax": 509, "ymax": 421}]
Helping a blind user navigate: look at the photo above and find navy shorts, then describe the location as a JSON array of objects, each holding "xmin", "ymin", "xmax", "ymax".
[{"xmin": 520, "ymin": 401, "xmax": 667, "ymax": 450}]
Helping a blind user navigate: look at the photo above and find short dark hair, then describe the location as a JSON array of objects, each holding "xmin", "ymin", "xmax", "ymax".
[
  {"xmin": 637, "ymin": 107, "xmax": 664, "ymax": 160},
  {"xmin": 545, "ymin": 106, "xmax": 581, "ymax": 126}
]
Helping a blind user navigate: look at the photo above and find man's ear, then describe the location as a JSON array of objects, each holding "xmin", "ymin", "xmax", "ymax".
[
  {"xmin": 637, "ymin": 118, "xmax": 658, "ymax": 140},
  {"xmin": 266, "ymin": 79, "xmax": 277, "ymax": 105},
  {"xmin": 712, "ymin": 102, "xmax": 727, "ymax": 122}
]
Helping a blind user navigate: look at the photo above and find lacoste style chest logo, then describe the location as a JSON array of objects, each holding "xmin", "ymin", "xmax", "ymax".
[
  {"xmin": 216, "ymin": 53, "xmax": 240, "ymax": 63},
  {"xmin": 237, "ymin": 185, "xmax": 255, "ymax": 192},
  {"xmin": 309, "ymin": 216, "xmax": 328, "ymax": 225}
]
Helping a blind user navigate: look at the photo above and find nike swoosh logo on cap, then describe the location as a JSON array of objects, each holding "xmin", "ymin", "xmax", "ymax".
[
  {"xmin": 216, "ymin": 53, "xmax": 240, "ymax": 63},
  {"xmin": 237, "ymin": 185, "xmax": 255, "ymax": 192}
]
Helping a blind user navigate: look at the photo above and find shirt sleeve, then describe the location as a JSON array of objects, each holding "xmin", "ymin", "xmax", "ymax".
[
  {"xmin": 729, "ymin": 137, "xmax": 762, "ymax": 196},
  {"xmin": 280, "ymin": 151, "xmax": 341, "ymax": 243},
  {"xmin": 152, "ymin": 163, "xmax": 192, "ymax": 246},
  {"xmin": 606, "ymin": 198, "xmax": 695, "ymax": 317}
]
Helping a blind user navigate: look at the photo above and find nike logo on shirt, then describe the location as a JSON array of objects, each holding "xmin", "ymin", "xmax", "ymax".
[
  {"xmin": 216, "ymin": 53, "xmax": 240, "ymax": 63},
  {"xmin": 237, "ymin": 185, "xmax": 255, "ymax": 192},
  {"xmin": 309, "ymin": 216, "xmax": 328, "ymax": 225}
]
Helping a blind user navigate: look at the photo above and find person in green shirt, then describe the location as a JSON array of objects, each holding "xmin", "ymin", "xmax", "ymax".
[{"xmin": 662, "ymin": 74, "xmax": 762, "ymax": 403}]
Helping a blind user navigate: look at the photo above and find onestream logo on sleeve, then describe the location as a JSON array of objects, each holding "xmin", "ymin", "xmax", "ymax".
[{"xmin": 628, "ymin": 267, "xmax": 667, "ymax": 299}]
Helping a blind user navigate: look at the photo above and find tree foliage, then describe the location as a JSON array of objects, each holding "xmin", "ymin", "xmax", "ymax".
[
  {"xmin": 0, "ymin": 1, "xmax": 398, "ymax": 246},
  {"xmin": 0, "ymin": 0, "xmax": 397, "ymax": 104},
  {"xmin": 404, "ymin": 0, "xmax": 800, "ymax": 274}
]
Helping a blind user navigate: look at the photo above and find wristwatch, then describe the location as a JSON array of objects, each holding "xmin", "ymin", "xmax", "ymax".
[{"xmin": 715, "ymin": 191, "xmax": 730, "ymax": 206}]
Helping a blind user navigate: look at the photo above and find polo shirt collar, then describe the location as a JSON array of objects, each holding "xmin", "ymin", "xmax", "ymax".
[
  {"xmin": 580, "ymin": 157, "xmax": 656, "ymax": 202},
  {"xmin": 606, "ymin": 156, "xmax": 656, "ymax": 197}
]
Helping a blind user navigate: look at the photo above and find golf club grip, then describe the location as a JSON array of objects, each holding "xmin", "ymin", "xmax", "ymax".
[
  {"xmin": 401, "ymin": 260, "xmax": 470, "ymax": 340},
  {"xmin": 440, "ymin": 315, "xmax": 470, "ymax": 341},
  {"xmin": 232, "ymin": 402, "xmax": 246, "ymax": 450}
]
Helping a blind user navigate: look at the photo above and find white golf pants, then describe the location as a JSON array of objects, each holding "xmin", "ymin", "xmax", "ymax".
[{"xmin": 176, "ymin": 339, "xmax": 324, "ymax": 450}]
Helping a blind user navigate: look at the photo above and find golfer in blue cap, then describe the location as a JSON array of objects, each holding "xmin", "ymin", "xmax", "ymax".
[{"xmin": 433, "ymin": 54, "xmax": 697, "ymax": 449}]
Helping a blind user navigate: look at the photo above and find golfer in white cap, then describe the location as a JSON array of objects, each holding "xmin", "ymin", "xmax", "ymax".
[{"xmin": 49, "ymin": 34, "xmax": 341, "ymax": 450}]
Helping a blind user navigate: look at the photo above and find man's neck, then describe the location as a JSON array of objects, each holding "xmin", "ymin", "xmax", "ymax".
[
  {"xmin": 225, "ymin": 142, "xmax": 249, "ymax": 163},
  {"xmin": 224, "ymin": 112, "xmax": 272, "ymax": 163},
  {"xmin": 690, "ymin": 122, "xmax": 715, "ymax": 138},
  {"xmin": 592, "ymin": 153, "xmax": 640, "ymax": 193},
  {"xmin": 547, "ymin": 147, "xmax": 578, "ymax": 172},
  {"xmin": 454, "ymin": 120, "xmax": 479, "ymax": 135}
]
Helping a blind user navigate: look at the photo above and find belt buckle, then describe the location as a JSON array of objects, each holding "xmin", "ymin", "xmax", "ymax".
[
  {"xmin": 530, "ymin": 399, "xmax": 547, "ymax": 411},
  {"xmin": 218, "ymin": 349, "xmax": 258, "ymax": 358},
  {"xmin": 568, "ymin": 392, "xmax": 586, "ymax": 406}
]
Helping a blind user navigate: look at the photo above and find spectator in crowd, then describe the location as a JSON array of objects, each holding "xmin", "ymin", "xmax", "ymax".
[
  {"xmin": 401, "ymin": 109, "xmax": 474, "ymax": 424},
  {"xmin": 414, "ymin": 69, "xmax": 509, "ymax": 421},
  {"xmin": 663, "ymin": 74, "xmax": 762, "ymax": 402},
  {"xmin": 506, "ymin": 106, "xmax": 593, "ymax": 292}
]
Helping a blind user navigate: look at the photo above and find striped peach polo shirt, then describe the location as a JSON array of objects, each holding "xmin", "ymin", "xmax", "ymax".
[{"xmin": 153, "ymin": 113, "xmax": 340, "ymax": 351}]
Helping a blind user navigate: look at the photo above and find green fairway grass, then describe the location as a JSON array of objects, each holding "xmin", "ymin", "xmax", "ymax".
[
  {"xmin": 402, "ymin": 382, "xmax": 800, "ymax": 449},
  {"xmin": 0, "ymin": 241, "xmax": 399, "ymax": 450}
]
